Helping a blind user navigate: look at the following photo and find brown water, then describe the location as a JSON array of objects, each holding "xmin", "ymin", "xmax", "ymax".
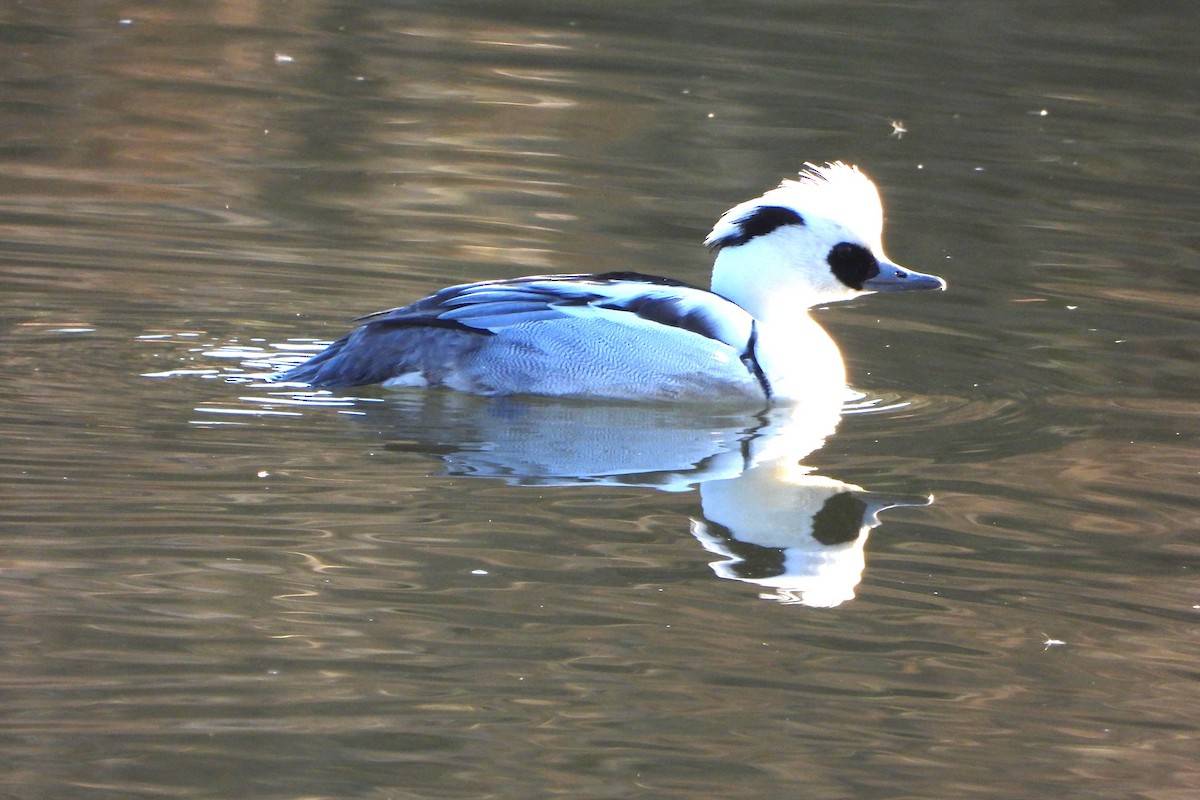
[{"xmin": 2, "ymin": 3, "xmax": 1198, "ymax": 799}]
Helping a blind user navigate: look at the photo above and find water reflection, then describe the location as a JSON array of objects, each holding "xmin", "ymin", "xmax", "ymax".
[
  {"xmin": 695, "ymin": 466, "xmax": 930, "ymax": 608},
  {"xmin": 145, "ymin": 335, "xmax": 937, "ymax": 606},
  {"xmin": 261, "ymin": 384, "xmax": 931, "ymax": 608}
]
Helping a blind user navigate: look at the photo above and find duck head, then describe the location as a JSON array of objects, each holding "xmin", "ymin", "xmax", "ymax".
[{"xmin": 705, "ymin": 162, "xmax": 946, "ymax": 322}]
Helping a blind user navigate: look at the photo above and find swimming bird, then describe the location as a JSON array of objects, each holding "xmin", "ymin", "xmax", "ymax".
[{"xmin": 272, "ymin": 162, "xmax": 945, "ymax": 403}]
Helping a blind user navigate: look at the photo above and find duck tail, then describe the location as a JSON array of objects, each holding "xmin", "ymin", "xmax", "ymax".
[
  {"xmin": 270, "ymin": 332, "xmax": 370, "ymax": 388},
  {"xmin": 270, "ymin": 321, "xmax": 489, "ymax": 389}
]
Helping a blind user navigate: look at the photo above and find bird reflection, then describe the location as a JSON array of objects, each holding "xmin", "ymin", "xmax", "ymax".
[
  {"xmin": 336, "ymin": 388, "xmax": 930, "ymax": 607},
  {"xmin": 694, "ymin": 467, "xmax": 929, "ymax": 607}
]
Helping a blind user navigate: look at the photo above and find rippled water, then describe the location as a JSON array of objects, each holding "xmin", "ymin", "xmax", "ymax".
[{"xmin": 3, "ymin": 3, "xmax": 1198, "ymax": 799}]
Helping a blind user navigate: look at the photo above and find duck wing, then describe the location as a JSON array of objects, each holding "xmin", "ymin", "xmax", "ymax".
[
  {"xmin": 274, "ymin": 272, "xmax": 756, "ymax": 390},
  {"xmin": 356, "ymin": 272, "xmax": 752, "ymax": 345}
]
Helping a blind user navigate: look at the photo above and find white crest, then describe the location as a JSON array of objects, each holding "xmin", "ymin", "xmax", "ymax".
[{"xmin": 705, "ymin": 162, "xmax": 884, "ymax": 250}]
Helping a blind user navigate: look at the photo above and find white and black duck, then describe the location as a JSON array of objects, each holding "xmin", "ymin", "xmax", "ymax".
[{"xmin": 272, "ymin": 162, "xmax": 945, "ymax": 403}]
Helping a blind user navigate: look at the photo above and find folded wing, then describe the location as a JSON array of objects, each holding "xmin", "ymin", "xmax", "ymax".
[{"xmin": 274, "ymin": 272, "xmax": 759, "ymax": 394}]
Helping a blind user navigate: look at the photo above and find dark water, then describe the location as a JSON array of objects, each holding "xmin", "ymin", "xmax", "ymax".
[{"xmin": 3, "ymin": 2, "xmax": 1198, "ymax": 798}]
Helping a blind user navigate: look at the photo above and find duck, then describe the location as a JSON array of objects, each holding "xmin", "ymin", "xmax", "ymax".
[{"xmin": 271, "ymin": 162, "xmax": 945, "ymax": 403}]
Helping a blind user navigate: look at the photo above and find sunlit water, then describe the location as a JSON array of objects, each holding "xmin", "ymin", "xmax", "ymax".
[{"xmin": 2, "ymin": 3, "xmax": 1198, "ymax": 799}]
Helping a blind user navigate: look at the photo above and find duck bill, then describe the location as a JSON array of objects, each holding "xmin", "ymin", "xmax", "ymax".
[{"xmin": 863, "ymin": 260, "xmax": 947, "ymax": 292}]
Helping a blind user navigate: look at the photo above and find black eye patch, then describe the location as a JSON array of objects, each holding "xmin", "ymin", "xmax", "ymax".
[
  {"xmin": 811, "ymin": 492, "xmax": 869, "ymax": 546},
  {"xmin": 708, "ymin": 205, "xmax": 805, "ymax": 250},
  {"xmin": 826, "ymin": 242, "xmax": 880, "ymax": 290}
]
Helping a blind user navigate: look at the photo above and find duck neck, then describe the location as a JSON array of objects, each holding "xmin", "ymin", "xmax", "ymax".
[
  {"xmin": 751, "ymin": 313, "xmax": 846, "ymax": 402},
  {"xmin": 710, "ymin": 243, "xmax": 848, "ymax": 402}
]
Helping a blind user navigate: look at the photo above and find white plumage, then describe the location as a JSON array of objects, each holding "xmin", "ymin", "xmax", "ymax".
[{"xmin": 273, "ymin": 162, "xmax": 945, "ymax": 404}]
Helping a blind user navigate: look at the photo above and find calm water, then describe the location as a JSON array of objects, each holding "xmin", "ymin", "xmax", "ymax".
[{"xmin": 2, "ymin": 2, "xmax": 1198, "ymax": 798}]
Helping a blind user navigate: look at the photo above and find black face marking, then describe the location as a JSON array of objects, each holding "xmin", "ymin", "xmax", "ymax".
[
  {"xmin": 826, "ymin": 242, "xmax": 880, "ymax": 290},
  {"xmin": 708, "ymin": 205, "xmax": 805, "ymax": 250},
  {"xmin": 811, "ymin": 492, "xmax": 869, "ymax": 546},
  {"xmin": 697, "ymin": 519, "xmax": 788, "ymax": 580}
]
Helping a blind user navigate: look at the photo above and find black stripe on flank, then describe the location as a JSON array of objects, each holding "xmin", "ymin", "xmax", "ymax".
[
  {"xmin": 595, "ymin": 295, "xmax": 726, "ymax": 343},
  {"xmin": 365, "ymin": 317, "xmax": 497, "ymax": 336},
  {"xmin": 585, "ymin": 271, "xmax": 702, "ymax": 289},
  {"xmin": 708, "ymin": 205, "xmax": 805, "ymax": 250}
]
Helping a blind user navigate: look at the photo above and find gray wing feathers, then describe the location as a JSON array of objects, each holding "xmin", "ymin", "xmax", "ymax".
[{"xmin": 273, "ymin": 274, "xmax": 755, "ymax": 390}]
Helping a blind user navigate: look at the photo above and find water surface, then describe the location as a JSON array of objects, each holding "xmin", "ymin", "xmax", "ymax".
[{"xmin": 2, "ymin": 2, "xmax": 1198, "ymax": 799}]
